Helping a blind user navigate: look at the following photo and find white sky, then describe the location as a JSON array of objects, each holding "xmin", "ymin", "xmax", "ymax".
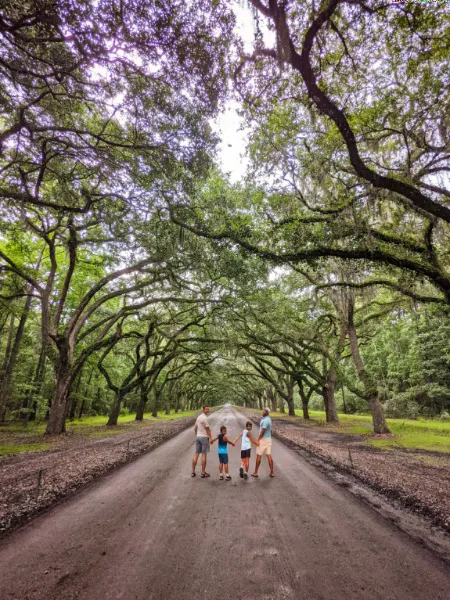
[{"xmin": 214, "ymin": 2, "xmax": 275, "ymax": 182}]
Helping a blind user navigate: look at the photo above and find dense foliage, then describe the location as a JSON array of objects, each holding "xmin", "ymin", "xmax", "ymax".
[{"xmin": 0, "ymin": 1, "xmax": 449, "ymax": 436}]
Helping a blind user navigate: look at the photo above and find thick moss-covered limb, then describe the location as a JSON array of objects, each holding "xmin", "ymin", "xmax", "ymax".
[
  {"xmin": 314, "ymin": 281, "xmax": 446, "ymax": 305},
  {"xmin": 247, "ymin": 357, "xmax": 296, "ymax": 415},
  {"xmin": 169, "ymin": 210, "xmax": 450, "ymax": 302},
  {"xmin": 368, "ymin": 229, "xmax": 427, "ymax": 255},
  {"xmin": 246, "ymin": 0, "xmax": 450, "ymax": 224}
]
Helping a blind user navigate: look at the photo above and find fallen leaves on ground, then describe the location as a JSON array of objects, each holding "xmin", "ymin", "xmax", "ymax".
[
  {"xmin": 0, "ymin": 417, "xmax": 195, "ymax": 536},
  {"xmin": 243, "ymin": 410, "xmax": 450, "ymax": 532}
]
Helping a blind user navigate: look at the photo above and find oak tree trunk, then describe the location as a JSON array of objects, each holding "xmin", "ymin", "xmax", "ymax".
[
  {"xmin": 152, "ymin": 386, "xmax": 159, "ymax": 418},
  {"xmin": 324, "ymin": 366, "xmax": 339, "ymax": 423},
  {"xmin": 347, "ymin": 306, "xmax": 390, "ymax": 434},
  {"xmin": 45, "ymin": 365, "xmax": 72, "ymax": 434},
  {"xmin": 135, "ymin": 382, "xmax": 147, "ymax": 421},
  {"xmin": 107, "ymin": 390, "xmax": 124, "ymax": 426},
  {"xmin": 298, "ymin": 381, "xmax": 310, "ymax": 420}
]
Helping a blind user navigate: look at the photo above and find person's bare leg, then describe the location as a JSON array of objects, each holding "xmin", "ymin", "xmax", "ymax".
[
  {"xmin": 252, "ymin": 455, "xmax": 262, "ymax": 476},
  {"xmin": 244, "ymin": 457, "xmax": 249, "ymax": 472},
  {"xmin": 224, "ymin": 463, "xmax": 229, "ymax": 474},
  {"xmin": 201, "ymin": 452, "xmax": 207, "ymax": 475},
  {"xmin": 219, "ymin": 463, "xmax": 223, "ymax": 475},
  {"xmin": 192, "ymin": 453, "xmax": 199, "ymax": 474},
  {"xmin": 268, "ymin": 455, "xmax": 274, "ymax": 476}
]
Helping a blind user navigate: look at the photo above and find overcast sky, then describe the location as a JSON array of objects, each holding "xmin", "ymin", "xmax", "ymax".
[{"xmin": 214, "ymin": 2, "xmax": 275, "ymax": 182}]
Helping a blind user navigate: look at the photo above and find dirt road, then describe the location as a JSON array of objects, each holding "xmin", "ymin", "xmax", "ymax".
[{"xmin": 0, "ymin": 407, "xmax": 448, "ymax": 600}]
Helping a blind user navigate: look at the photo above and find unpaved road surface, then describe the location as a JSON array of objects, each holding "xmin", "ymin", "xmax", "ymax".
[{"xmin": 0, "ymin": 408, "xmax": 448, "ymax": 600}]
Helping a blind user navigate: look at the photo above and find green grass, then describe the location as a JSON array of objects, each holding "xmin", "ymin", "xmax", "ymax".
[
  {"xmin": 269, "ymin": 409, "xmax": 450, "ymax": 454},
  {"xmin": 64, "ymin": 410, "xmax": 197, "ymax": 431},
  {"xmin": 0, "ymin": 409, "xmax": 200, "ymax": 457},
  {"xmin": 0, "ymin": 442, "xmax": 50, "ymax": 456},
  {"xmin": 0, "ymin": 409, "xmax": 198, "ymax": 434}
]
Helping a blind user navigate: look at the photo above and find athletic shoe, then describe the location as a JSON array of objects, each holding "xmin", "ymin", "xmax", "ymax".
[{"xmin": 239, "ymin": 467, "xmax": 244, "ymax": 478}]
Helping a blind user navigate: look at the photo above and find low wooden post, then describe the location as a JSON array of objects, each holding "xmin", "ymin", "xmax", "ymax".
[
  {"xmin": 35, "ymin": 469, "xmax": 44, "ymax": 499},
  {"xmin": 348, "ymin": 448, "xmax": 354, "ymax": 468}
]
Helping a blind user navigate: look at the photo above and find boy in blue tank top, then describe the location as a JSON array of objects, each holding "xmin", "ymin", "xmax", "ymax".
[
  {"xmin": 211, "ymin": 425, "xmax": 235, "ymax": 480},
  {"xmin": 234, "ymin": 421, "xmax": 259, "ymax": 479}
]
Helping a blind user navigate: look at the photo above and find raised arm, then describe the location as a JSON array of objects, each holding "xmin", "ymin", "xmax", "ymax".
[
  {"xmin": 223, "ymin": 435, "xmax": 235, "ymax": 447},
  {"xmin": 233, "ymin": 432, "xmax": 243, "ymax": 444}
]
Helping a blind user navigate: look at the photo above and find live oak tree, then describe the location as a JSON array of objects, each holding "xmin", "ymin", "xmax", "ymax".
[
  {"xmin": 0, "ymin": 0, "xmax": 234, "ymax": 212},
  {"xmin": 0, "ymin": 0, "xmax": 234, "ymax": 432},
  {"xmin": 1, "ymin": 1, "xmax": 449, "ymax": 435},
  {"xmin": 241, "ymin": 1, "xmax": 450, "ymax": 220}
]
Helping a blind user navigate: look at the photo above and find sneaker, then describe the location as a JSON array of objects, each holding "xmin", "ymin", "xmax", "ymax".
[
  {"xmin": 219, "ymin": 475, "xmax": 224, "ymax": 480},
  {"xmin": 239, "ymin": 467, "xmax": 244, "ymax": 478},
  {"xmin": 225, "ymin": 475, "xmax": 232, "ymax": 481},
  {"xmin": 243, "ymin": 473, "xmax": 248, "ymax": 480}
]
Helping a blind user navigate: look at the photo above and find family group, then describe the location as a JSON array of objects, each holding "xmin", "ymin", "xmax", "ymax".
[{"xmin": 191, "ymin": 406, "xmax": 275, "ymax": 480}]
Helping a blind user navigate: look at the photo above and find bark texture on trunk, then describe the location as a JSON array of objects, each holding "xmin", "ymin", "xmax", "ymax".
[
  {"xmin": 107, "ymin": 390, "xmax": 124, "ymax": 426},
  {"xmin": 269, "ymin": 387, "xmax": 277, "ymax": 413},
  {"xmin": 298, "ymin": 381, "xmax": 311, "ymax": 420},
  {"xmin": 323, "ymin": 322, "xmax": 347, "ymax": 423},
  {"xmin": 45, "ymin": 367, "xmax": 71, "ymax": 434},
  {"xmin": 347, "ymin": 305, "xmax": 390, "ymax": 434},
  {"xmin": 286, "ymin": 386, "xmax": 295, "ymax": 416},
  {"xmin": 324, "ymin": 368, "xmax": 339, "ymax": 423},
  {"xmin": 135, "ymin": 382, "xmax": 148, "ymax": 421},
  {"xmin": 152, "ymin": 386, "xmax": 160, "ymax": 418}
]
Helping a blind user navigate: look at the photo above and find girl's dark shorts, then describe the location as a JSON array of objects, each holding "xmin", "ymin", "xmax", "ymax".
[
  {"xmin": 219, "ymin": 454, "xmax": 229, "ymax": 464},
  {"xmin": 241, "ymin": 449, "xmax": 251, "ymax": 459}
]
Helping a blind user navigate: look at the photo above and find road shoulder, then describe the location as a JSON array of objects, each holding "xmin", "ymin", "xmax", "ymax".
[{"xmin": 239, "ymin": 408, "xmax": 450, "ymax": 564}]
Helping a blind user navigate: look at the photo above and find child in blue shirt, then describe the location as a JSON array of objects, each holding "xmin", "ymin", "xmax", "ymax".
[{"xmin": 211, "ymin": 425, "xmax": 235, "ymax": 480}]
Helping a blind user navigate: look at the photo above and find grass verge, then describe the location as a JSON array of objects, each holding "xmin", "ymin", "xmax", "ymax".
[
  {"xmin": 270, "ymin": 410, "xmax": 450, "ymax": 454},
  {"xmin": 0, "ymin": 410, "xmax": 200, "ymax": 457}
]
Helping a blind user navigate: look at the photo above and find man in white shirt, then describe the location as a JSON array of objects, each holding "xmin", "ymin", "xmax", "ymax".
[{"xmin": 191, "ymin": 406, "xmax": 212, "ymax": 478}]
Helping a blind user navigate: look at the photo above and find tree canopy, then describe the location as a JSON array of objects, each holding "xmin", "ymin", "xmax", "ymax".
[{"xmin": 0, "ymin": 0, "xmax": 449, "ymax": 435}]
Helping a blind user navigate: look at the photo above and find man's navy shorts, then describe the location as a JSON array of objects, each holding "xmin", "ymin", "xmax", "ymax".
[
  {"xmin": 218, "ymin": 454, "xmax": 229, "ymax": 464},
  {"xmin": 241, "ymin": 449, "xmax": 251, "ymax": 459}
]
